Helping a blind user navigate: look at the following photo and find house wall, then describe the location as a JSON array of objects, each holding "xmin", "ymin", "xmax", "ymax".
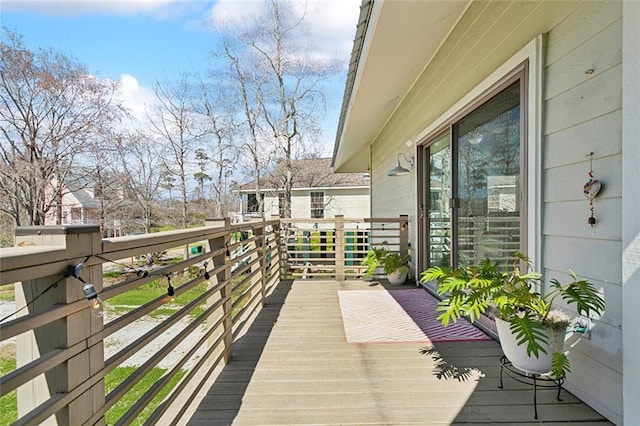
[
  {"xmin": 322, "ymin": 188, "xmax": 370, "ymax": 218},
  {"xmin": 369, "ymin": 1, "xmax": 624, "ymax": 423},
  {"xmin": 541, "ymin": 3, "xmax": 622, "ymax": 422},
  {"xmin": 262, "ymin": 188, "xmax": 370, "ymax": 219},
  {"xmin": 43, "ymin": 190, "xmax": 83, "ymax": 225}
]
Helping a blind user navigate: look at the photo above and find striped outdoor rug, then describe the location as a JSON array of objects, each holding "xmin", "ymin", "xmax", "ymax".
[{"xmin": 338, "ymin": 289, "xmax": 492, "ymax": 344}]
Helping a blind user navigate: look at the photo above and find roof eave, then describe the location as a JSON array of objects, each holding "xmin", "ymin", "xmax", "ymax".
[{"xmin": 332, "ymin": 0, "xmax": 471, "ymax": 173}]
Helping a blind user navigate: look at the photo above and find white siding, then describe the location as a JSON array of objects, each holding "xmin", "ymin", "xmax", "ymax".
[
  {"xmin": 371, "ymin": 149, "xmax": 416, "ymax": 219},
  {"xmin": 542, "ymin": 3, "xmax": 622, "ymax": 422},
  {"xmin": 323, "ymin": 188, "xmax": 370, "ymax": 218},
  {"xmin": 263, "ymin": 188, "xmax": 370, "ymax": 219},
  {"xmin": 262, "ymin": 195, "xmax": 280, "ymax": 217}
]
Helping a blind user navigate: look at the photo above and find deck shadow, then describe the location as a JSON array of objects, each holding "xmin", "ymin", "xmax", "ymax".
[
  {"xmin": 187, "ymin": 279, "xmax": 294, "ymax": 426},
  {"xmin": 418, "ymin": 341, "xmax": 612, "ymax": 424}
]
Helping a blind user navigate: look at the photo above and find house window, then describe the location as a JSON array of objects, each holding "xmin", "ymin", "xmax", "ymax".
[
  {"xmin": 310, "ymin": 192, "xmax": 324, "ymax": 218},
  {"xmin": 247, "ymin": 193, "xmax": 263, "ymax": 213},
  {"xmin": 70, "ymin": 207, "xmax": 82, "ymax": 222},
  {"xmin": 424, "ymin": 67, "xmax": 526, "ymax": 268}
]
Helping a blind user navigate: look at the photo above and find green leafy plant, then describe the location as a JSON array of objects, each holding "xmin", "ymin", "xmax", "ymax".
[
  {"xmin": 420, "ymin": 252, "xmax": 605, "ymax": 379},
  {"xmin": 382, "ymin": 252, "xmax": 411, "ymax": 275},
  {"xmin": 361, "ymin": 247, "xmax": 389, "ymax": 277}
]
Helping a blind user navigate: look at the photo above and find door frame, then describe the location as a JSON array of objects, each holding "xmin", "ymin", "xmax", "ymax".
[{"xmin": 416, "ymin": 58, "xmax": 535, "ymax": 273}]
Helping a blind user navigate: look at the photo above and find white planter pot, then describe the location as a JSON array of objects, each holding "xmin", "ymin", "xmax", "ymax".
[
  {"xmin": 495, "ymin": 317, "xmax": 566, "ymax": 376},
  {"xmin": 387, "ymin": 269, "xmax": 407, "ymax": 286}
]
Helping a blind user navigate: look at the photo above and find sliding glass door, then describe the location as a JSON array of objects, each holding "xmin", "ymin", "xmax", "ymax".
[
  {"xmin": 422, "ymin": 70, "xmax": 525, "ymax": 269},
  {"xmin": 454, "ymin": 80, "xmax": 522, "ymax": 266}
]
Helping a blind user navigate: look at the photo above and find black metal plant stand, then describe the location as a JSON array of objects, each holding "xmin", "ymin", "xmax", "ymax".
[{"xmin": 498, "ymin": 355, "xmax": 564, "ymax": 419}]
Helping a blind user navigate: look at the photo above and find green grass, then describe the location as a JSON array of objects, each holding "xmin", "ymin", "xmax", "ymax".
[
  {"xmin": 0, "ymin": 359, "xmax": 186, "ymax": 425},
  {"xmin": 107, "ymin": 279, "xmax": 168, "ymax": 306},
  {"xmin": 150, "ymin": 225, "xmax": 177, "ymax": 233},
  {"xmin": 103, "ymin": 270, "xmax": 123, "ymax": 278},
  {"xmin": 0, "ymin": 283, "xmax": 14, "ymax": 302},
  {"xmin": 104, "ymin": 366, "xmax": 185, "ymax": 425},
  {"xmin": 0, "ymin": 357, "xmax": 17, "ymax": 425},
  {"xmin": 105, "ymin": 277, "xmax": 208, "ymax": 320}
]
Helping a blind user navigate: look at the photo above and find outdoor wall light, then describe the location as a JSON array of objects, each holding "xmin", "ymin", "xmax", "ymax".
[
  {"xmin": 69, "ymin": 263, "xmax": 104, "ymax": 317},
  {"xmin": 388, "ymin": 153, "xmax": 415, "ymax": 177}
]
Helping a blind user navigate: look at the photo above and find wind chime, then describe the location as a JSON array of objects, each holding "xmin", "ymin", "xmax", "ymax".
[{"xmin": 583, "ymin": 152, "xmax": 602, "ymax": 227}]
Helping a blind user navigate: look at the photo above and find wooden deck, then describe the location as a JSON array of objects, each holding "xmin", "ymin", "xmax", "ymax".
[{"xmin": 186, "ymin": 279, "xmax": 611, "ymax": 425}]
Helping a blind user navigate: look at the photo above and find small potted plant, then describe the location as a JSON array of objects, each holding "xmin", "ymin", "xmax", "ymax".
[
  {"xmin": 420, "ymin": 252, "xmax": 605, "ymax": 379},
  {"xmin": 361, "ymin": 247, "xmax": 389, "ymax": 278},
  {"xmin": 382, "ymin": 252, "xmax": 411, "ymax": 286}
]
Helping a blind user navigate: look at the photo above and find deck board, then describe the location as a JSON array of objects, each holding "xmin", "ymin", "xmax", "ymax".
[{"xmin": 186, "ymin": 280, "xmax": 611, "ymax": 425}]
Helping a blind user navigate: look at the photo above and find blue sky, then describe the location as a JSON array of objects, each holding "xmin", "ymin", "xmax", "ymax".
[{"xmin": 1, "ymin": 0, "xmax": 361, "ymax": 152}]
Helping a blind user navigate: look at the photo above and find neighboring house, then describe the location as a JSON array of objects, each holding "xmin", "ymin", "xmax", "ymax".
[
  {"xmin": 332, "ymin": 1, "xmax": 638, "ymax": 425},
  {"xmin": 45, "ymin": 176, "xmax": 125, "ymax": 235},
  {"xmin": 235, "ymin": 157, "xmax": 370, "ymax": 219},
  {"xmin": 45, "ymin": 177, "xmax": 102, "ymax": 226}
]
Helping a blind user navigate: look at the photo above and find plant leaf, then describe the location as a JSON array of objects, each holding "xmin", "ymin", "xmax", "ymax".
[
  {"xmin": 557, "ymin": 277, "xmax": 606, "ymax": 316},
  {"xmin": 551, "ymin": 351, "xmax": 570, "ymax": 380},
  {"xmin": 420, "ymin": 266, "xmax": 449, "ymax": 283},
  {"xmin": 509, "ymin": 314, "xmax": 549, "ymax": 358}
]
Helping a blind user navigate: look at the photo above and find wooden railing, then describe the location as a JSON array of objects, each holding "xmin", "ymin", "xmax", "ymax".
[
  {"xmin": 0, "ymin": 215, "xmax": 408, "ymax": 425},
  {"xmin": 280, "ymin": 215, "xmax": 409, "ymax": 279}
]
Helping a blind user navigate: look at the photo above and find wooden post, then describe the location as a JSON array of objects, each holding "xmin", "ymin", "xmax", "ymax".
[
  {"xmin": 254, "ymin": 221, "xmax": 267, "ymax": 306},
  {"xmin": 335, "ymin": 215, "xmax": 345, "ymax": 281},
  {"xmin": 204, "ymin": 218, "xmax": 233, "ymax": 364},
  {"xmin": 277, "ymin": 217, "xmax": 292, "ymax": 278},
  {"xmin": 246, "ymin": 219, "xmax": 263, "ymax": 307},
  {"xmin": 14, "ymin": 225, "xmax": 104, "ymax": 425},
  {"xmin": 399, "ymin": 215, "xmax": 409, "ymax": 258},
  {"xmin": 269, "ymin": 215, "xmax": 282, "ymax": 282}
]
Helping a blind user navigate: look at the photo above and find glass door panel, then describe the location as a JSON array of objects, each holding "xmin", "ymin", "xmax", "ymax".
[
  {"xmin": 454, "ymin": 81, "xmax": 521, "ymax": 266},
  {"xmin": 427, "ymin": 135, "xmax": 451, "ymax": 267}
]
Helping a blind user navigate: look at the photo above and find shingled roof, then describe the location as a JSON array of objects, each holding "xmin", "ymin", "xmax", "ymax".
[{"xmin": 237, "ymin": 158, "xmax": 369, "ymax": 192}]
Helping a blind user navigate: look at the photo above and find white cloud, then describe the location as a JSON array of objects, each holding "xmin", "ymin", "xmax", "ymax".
[
  {"xmin": 208, "ymin": 0, "xmax": 360, "ymax": 64},
  {"xmin": 305, "ymin": 0, "xmax": 361, "ymax": 61},
  {"xmin": 207, "ymin": 0, "xmax": 267, "ymax": 29},
  {"xmin": 118, "ymin": 74, "xmax": 156, "ymax": 123}
]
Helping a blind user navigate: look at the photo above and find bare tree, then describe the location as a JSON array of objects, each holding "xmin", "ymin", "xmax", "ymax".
[
  {"xmin": 113, "ymin": 131, "xmax": 164, "ymax": 234},
  {"xmin": 146, "ymin": 73, "xmax": 200, "ymax": 230},
  {"xmin": 216, "ymin": 0, "xmax": 340, "ymax": 218},
  {"xmin": 0, "ymin": 28, "xmax": 123, "ymax": 226},
  {"xmin": 195, "ymin": 80, "xmax": 240, "ymax": 217},
  {"xmin": 221, "ymin": 40, "xmax": 271, "ymax": 217}
]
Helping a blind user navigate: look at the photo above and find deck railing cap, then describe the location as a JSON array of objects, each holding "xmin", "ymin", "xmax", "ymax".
[{"xmin": 15, "ymin": 225, "xmax": 101, "ymax": 236}]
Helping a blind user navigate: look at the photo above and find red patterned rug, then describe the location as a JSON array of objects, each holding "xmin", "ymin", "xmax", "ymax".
[{"xmin": 338, "ymin": 289, "xmax": 492, "ymax": 344}]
